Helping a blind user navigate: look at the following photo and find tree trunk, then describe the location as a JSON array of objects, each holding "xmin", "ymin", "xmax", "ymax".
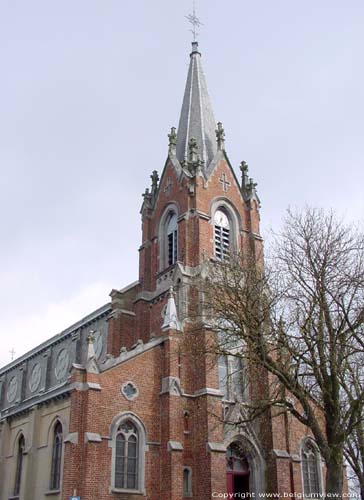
[
  {"xmin": 360, "ymin": 481, "xmax": 364, "ymax": 500},
  {"xmin": 326, "ymin": 454, "xmax": 344, "ymax": 499}
]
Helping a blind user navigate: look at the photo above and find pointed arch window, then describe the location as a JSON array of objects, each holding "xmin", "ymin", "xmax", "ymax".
[
  {"xmin": 301, "ymin": 440, "xmax": 321, "ymax": 498},
  {"xmin": 218, "ymin": 354, "xmax": 246, "ymax": 402},
  {"xmin": 115, "ymin": 421, "xmax": 139, "ymax": 490},
  {"xmin": 14, "ymin": 434, "xmax": 25, "ymax": 497},
  {"xmin": 50, "ymin": 421, "xmax": 63, "ymax": 491},
  {"xmin": 167, "ymin": 213, "xmax": 178, "ymax": 266},
  {"xmin": 214, "ymin": 209, "xmax": 230, "ymax": 260}
]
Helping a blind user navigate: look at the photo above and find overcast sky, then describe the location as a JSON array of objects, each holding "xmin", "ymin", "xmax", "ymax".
[{"xmin": 0, "ymin": 0, "xmax": 363, "ymax": 368}]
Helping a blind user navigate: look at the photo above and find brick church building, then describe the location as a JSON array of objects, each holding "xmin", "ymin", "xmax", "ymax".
[{"xmin": 0, "ymin": 42, "xmax": 325, "ymax": 500}]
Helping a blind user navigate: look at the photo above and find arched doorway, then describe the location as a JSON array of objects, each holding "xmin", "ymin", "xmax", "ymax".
[{"xmin": 226, "ymin": 442, "xmax": 250, "ymax": 495}]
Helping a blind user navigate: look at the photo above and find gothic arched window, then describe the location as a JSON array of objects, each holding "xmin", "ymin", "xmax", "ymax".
[
  {"xmin": 50, "ymin": 421, "xmax": 63, "ymax": 490},
  {"xmin": 166, "ymin": 212, "xmax": 178, "ymax": 266},
  {"xmin": 214, "ymin": 209, "xmax": 230, "ymax": 260},
  {"xmin": 115, "ymin": 421, "xmax": 139, "ymax": 490},
  {"xmin": 218, "ymin": 354, "xmax": 246, "ymax": 402},
  {"xmin": 301, "ymin": 440, "xmax": 321, "ymax": 498},
  {"xmin": 14, "ymin": 434, "xmax": 25, "ymax": 496}
]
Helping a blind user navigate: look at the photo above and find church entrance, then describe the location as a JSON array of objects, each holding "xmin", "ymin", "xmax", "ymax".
[{"xmin": 226, "ymin": 443, "xmax": 250, "ymax": 495}]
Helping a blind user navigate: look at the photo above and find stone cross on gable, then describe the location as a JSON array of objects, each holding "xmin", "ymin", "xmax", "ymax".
[
  {"xmin": 9, "ymin": 348, "xmax": 16, "ymax": 361},
  {"xmin": 219, "ymin": 173, "xmax": 231, "ymax": 192},
  {"xmin": 164, "ymin": 177, "xmax": 173, "ymax": 195}
]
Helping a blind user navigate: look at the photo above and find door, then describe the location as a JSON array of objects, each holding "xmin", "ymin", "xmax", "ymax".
[{"xmin": 226, "ymin": 443, "xmax": 250, "ymax": 495}]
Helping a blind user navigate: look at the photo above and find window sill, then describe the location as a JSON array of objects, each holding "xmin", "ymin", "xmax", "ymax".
[
  {"xmin": 110, "ymin": 488, "xmax": 144, "ymax": 495},
  {"xmin": 8, "ymin": 496, "xmax": 19, "ymax": 500},
  {"xmin": 45, "ymin": 490, "xmax": 61, "ymax": 496}
]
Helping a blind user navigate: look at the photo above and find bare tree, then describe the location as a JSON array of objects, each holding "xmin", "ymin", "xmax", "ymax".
[
  {"xmin": 201, "ymin": 207, "xmax": 364, "ymax": 499},
  {"xmin": 344, "ymin": 381, "xmax": 364, "ymax": 499}
]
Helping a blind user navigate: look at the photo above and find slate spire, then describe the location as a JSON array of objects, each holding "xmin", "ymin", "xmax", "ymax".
[{"xmin": 176, "ymin": 42, "xmax": 217, "ymax": 169}]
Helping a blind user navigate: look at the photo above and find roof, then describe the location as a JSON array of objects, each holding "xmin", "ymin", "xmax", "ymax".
[{"xmin": 176, "ymin": 42, "xmax": 217, "ymax": 168}]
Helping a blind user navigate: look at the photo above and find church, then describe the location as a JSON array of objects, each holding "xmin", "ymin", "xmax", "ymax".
[{"xmin": 0, "ymin": 41, "xmax": 324, "ymax": 500}]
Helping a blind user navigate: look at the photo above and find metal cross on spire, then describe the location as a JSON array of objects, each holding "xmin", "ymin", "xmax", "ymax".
[{"xmin": 185, "ymin": 1, "xmax": 203, "ymax": 42}]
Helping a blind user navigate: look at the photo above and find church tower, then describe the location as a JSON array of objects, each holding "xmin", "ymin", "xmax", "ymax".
[{"xmin": 105, "ymin": 40, "xmax": 266, "ymax": 500}]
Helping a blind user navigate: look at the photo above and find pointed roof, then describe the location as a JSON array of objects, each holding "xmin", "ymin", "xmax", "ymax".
[{"xmin": 176, "ymin": 42, "xmax": 217, "ymax": 168}]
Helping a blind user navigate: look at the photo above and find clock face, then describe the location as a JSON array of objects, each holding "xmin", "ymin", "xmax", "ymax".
[
  {"xmin": 29, "ymin": 363, "xmax": 42, "ymax": 392},
  {"xmin": 55, "ymin": 349, "xmax": 70, "ymax": 380},
  {"xmin": 7, "ymin": 376, "xmax": 18, "ymax": 403},
  {"xmin": 214, "ymin": 209, "xmax": 229, "ymax": 228}
]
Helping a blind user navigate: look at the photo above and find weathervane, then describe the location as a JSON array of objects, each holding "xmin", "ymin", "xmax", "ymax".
[{"xmin": 185, "ymin": 1, "xmax": 203, "ymax": 42}]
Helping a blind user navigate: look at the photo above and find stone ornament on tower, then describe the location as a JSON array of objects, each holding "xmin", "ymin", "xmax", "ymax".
[
  {"xmin": 240, "ymin": 160, "xmax": 260, "ymax": 205},
  {"xmin": 162, "ymin": 286, "xmax": 182, "ymax": 331},
  {"xmin": 240, "ymin": 161, "xmax": 249, "ymax": 191},
  {"xmin": 151, "ymin": 170, "xmax": 159, "ymax": 195},
  {"xmin": 216, "ymin": 122, "xmax": 225, "ymax": 150},
  {"xmin": 168, "ymin": 127, "xmax": 177, "ymax": 155}
]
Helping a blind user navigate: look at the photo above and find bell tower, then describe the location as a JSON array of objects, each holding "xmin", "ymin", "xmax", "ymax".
[
  {"xmin": 130, "ymin": 41, "xmax": 264, "ymax": 499},
  {"xmin": 135, "ymin": 40, "xmax": 262, "ymax": 340}
]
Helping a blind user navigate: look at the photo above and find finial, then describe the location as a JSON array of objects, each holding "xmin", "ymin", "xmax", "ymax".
[
  {"xmin": 240, "ymin": 161, "xmax": 249, "ymax": 190},
  {"xmin": 151, "ymin": 170, "xmax": 159, "ymax": 193},
  {"xmin": 185, "ymin": 1, "xmax": 203, "ymax": 42},
  {"xmin": 188, "ymin": 137, "xmax": 198, "ymax": 163},
  {"xmin": 240, "ymin": 161, "xmax": 260, "ymax": 205},
  {"xmin": 216, "ymin": 122, "xmax": 225, "ymax": 150},
  {"xmin": 168, "ymin": 126, "xmax": 177, "ymax": 154},
  {"xmin": 240, "ymin": 160, "xmax": 249, "ymax": 174},
  {"xmin": 162, "ymin": 286, "xmax": 182, "ymax": 331}
]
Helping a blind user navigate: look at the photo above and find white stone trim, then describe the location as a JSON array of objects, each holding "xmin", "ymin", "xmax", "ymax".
[{"xmin": 84, "ymin": 432, "xmax": 102, "ymax": 443}]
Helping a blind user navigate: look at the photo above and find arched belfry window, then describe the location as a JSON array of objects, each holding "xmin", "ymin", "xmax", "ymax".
[
  {"xmin": 50, "ymin": 421, "xmax": 63, "ymax": 491},
  {"xmin": 115, "ymin": 421, "xmax": 139, "ymax": 490},
  {"xmin": 166, "ymin": 212, "xmax": 178, "ymax": 266},
  {"xmin": 14, "ymin": 434, "xmax": 25, "ymax": 496},
  {"xmin": 301, "ymin": 440, "xmax": 321, "ymax": 498},
  {"xmin": 214, "ymin": 209, "xmax": 230, "ymax": 260}
]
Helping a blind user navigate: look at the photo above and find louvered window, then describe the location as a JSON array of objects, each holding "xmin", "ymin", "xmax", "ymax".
[
  {"xmin": 167, "ymin": 213, "xmax": 178, "ymax": 265},
  {"xmin": 50, "ymin": 422, "xmax": 63, "ymax": 490},
  {"xmin": 301, "ymin": 441, "xmax": 321, "ymax": 497},
  {"xmin": 214, "ymin": 209, "xmax": 230, "ymax": 260},
  {"xmin": 115, "ymin": 421, "xmax": 139, "ymax": 490},
  {"xmin": 14, "ymin": 434, "xmax": 25, "ymax": 496}
]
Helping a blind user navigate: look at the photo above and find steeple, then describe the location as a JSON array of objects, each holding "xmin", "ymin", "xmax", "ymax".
[{"xmin": 176, "ymin": 42, "xmax": 217, "ymax": 169}]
